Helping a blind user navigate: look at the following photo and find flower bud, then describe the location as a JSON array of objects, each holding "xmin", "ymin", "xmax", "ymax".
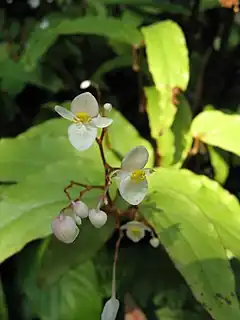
[
  {"xmin": 89, "ymin": 209, "xmax": 107, "ymax": 228},
  {"xmin": 101, "ymin": 297, "xmax": 119, "ymax": 320},
  {"xmin": 75, "ymin": 215, "xmax": 82, "ymax": 226},
  {"xmin": 103, "ymin": 103, "xmax": 112, "ymax": 112},
  {"xmin": 80, "ymin": 80, "xmax": 91, "ymax": 89},
  {"xmin": 149, "ymin": 237, "xmax": 160, "ymax": 248},
  {"xmin": 72, "ymin": 200, "xmax": 89, "ymax": 218},
  {"xmin": 51, "ymin": 214, "xmax": 79, "ymax": 244}
]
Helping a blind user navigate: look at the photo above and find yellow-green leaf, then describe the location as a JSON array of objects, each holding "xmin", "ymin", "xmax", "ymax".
[
  {"xmin": 142, "ymin": 21, "xmax": 189, "ymax": 130},
  {"xmin": 191, "ymin": 110, "xmax": 240, "ymax": 156}
]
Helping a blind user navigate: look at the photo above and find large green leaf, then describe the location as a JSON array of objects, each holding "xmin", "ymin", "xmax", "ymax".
[
  {"xmin": 37, "ymin": 217, "xmax": 115, "ymax": 286},
  {"xmin": 105, "ymin": 109, "xmax": 154, "ymax": 166},
  {"xmin": 19, "ymin": 247, "xmax": 101, "ymax": 320},
  {"xmin": 141, "ymin": 168, "xmax": 240, "ymax": 319},
  {"xmin": 191, "ymin": 110, "xmax": 240, "ymax": 156},
  {"xmin": 142, "ymin": 21, "xmax": 189, "ymax": 130},
  {"xmin": 208, "ymin": 146, "xmax": 229, "ymax": 185},
  {"xmin": 21, "ymin": 15, "xmax": 143, "ymax": 71},
  {"xmin": 0, "ymin": 118, "xmax": 116, "ymax": 182},
  {"xmin": 145, "ymin": 87, "xmax": 192, "ymax": 167},
  {"xmin": 0, "ymin": 161, "xmax": 105, "ymax": 263}
]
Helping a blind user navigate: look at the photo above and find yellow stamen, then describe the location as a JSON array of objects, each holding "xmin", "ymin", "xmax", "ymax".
[
  {"xmin": 130, "ymin": 227, "xmax": 142, "ymax": 237},
  {"xmin": 130, "ymin": 169, "xmax": 146, "ymax": 183},
  {"xmin": 73, "ymin": 112, "xmax": 91, "ymax": 124}
]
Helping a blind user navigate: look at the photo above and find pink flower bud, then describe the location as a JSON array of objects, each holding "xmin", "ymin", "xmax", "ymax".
[{"xmin": 51, "ymin": 214, "xmax": 79, "ymax": 244}]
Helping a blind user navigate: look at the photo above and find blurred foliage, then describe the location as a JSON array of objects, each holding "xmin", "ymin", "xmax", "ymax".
[{"xmin": 0, "ymin": 0, "xmax": 240, "ymax": 320}]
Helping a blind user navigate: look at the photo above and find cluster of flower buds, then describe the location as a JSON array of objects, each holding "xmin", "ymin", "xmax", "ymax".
[{"xmin": 51, "ymin": 200, "xmax": 108, "ymax": 243}]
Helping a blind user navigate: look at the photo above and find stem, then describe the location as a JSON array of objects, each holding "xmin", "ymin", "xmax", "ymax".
[
  {"xmin": 64, "ymin": 180, "xmax": 104, "ymax": 200},
  {"xmin": 112, "ymin": 232, "xmax": 123, "ymax": 298}
]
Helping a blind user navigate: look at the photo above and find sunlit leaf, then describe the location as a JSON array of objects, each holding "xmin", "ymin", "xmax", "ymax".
[
  {"xmin": 208, "ymin": 146, "xmax": 229, "ymax": 184},
  {"xmin": 0, "ymin": 118, "xmax": 117, "ymax": 182},
  {"xmin": 191, "ymin": 110, "xmax": 240, "ymax": 156},
  {"xmin": 142, "ymin": 21, "xmax": 189, "ymax": 130},
  {"xmin": 145, "ymin": 87, "xmax": 192, "ymax": 167},
  {"xmin": 0, "ymin": 161, "xmax": 105, "ymax": 263},
  {"xmin": 105, "ymin": 109, "xmax": 154, "ymax": 166},
  {"xmin": 142, "ymin": 168, "xmax": 240, "ymax": 320}
]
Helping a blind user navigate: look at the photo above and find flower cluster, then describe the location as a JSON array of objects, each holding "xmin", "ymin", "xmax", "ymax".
[{"xmin": 51, "ymin": 91, "xmax": 159, "ymax": 320}]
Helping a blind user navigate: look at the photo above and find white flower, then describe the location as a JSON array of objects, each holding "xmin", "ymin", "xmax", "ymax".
[
  {"xmin": 116, "ymin": 146, "xmax": 154, "ymax": 205},
  {"xmin": 55, "ymin": 92, "xmax": 113, "ymax": 151},
  {"xmin": 28, "ymin": 0, "xmax": 40, "ymax": 8},
  {"xmin": 51, "ymin": 213, "xmax": 79, "ymax": 244},
  {"xmin": 121, "ymin": 221, "xmax": 151, "ymax": 243},
  {"xmin": 72, "ymin": 200, "xmax": 89, "ymax": 218},
  {"xmin": 149, "ymin": 237, "xmax": 160, "ymax": 248},
  {"xmin": 89, "ymin": 209, "xmax": 107, "ymax": 228},
  {"xmin": 101, "ymin": 297, "xmax": 119, "ymax": 320}
]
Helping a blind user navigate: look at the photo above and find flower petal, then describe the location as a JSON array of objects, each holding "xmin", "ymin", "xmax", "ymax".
[
  {"xmin": 51, "ymin": 214, "xmax": 79, "ymax": 244},
  {"xmin": 71, "ymin": 92, "xmax": 99, "ymax": 117},
  {"xmin": 55, "ymin": 105, "xmax": 75, "ymax": 121},
  {"xmin": 101, "ymin": 297, "xmax": 119, "ymax": 320},
  {"xmin": 121, "ymin": 146, "xmax": 149, "ymax": 171},
  {"xmin": 68, "ymin": 123, "xmax": 97, "ymax": 151},
  {"xmin": 91, "ymin": 115, "xmax": 113, "ymax": 128},
  {"xmin": 119, "ymin": 176, "xmax": 148, "ymax": 205}
]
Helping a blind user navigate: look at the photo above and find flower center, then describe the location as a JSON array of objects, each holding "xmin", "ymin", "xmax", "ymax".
[
  {"xmin": 73, "ymin": 112, "xmax": 91, "ymax": 124},
  {"xmin": 130, "ymin": 169, "xmax": 146, "ymax": 183},
  {"xmin": 130, "ymin": 227, "xmax": 142, "ymax": 237}
]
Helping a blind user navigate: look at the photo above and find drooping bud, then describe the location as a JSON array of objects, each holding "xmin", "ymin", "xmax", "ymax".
[
  {"xmin": 51, "ymin": 214, "xmax": 79, "ymax": 244},
  {"xmin": 89, "ymin": 209, "xmax": 107, "ymax": 228},
  {"xmin": 101, "ymin": 297, "xmax": 119, "ymax": 320},
  {"xmin": 80, "ymin": 80, "xmax": 91, "ymax": 89},
  {"xmin": 149, "ymin": 237, "xmax": 160, "ymax": 248},
  {"xmin": 74, "ymin": 215, "xmax": 82, "ymax": 226},
  {"xmin": 72, "ymin": 200, "xmax": 89, "ymax": 218},
  {"xmin": 103, "ymin": 103, "xmax": 112, "ymax": 112}
]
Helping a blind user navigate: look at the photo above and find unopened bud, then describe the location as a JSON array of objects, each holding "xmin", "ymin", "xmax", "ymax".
[
  {"xmin": 101, "ymin": 297, "xmax": 119, "ymax": 320},
  {"xmin": 72, "ymin": 200, "xmax": 89, "ymax": 218},
  {"xmin": 80, "ymin": 80, "xmax": 91, "ymax": 90},
  {"xmin": 103, "ymin": 103, "xmax": 112, "ymax": 112},
  {"xmin": 51, "ymin": 214, "xmax": 79, "ymax": 244},
  {"xmin": 89, "ymin": 209, "xmax": 107, "ymax": 228},
  {"xmin": 149, "ymin": 237, "xmax": 160, "ymax": 248}
]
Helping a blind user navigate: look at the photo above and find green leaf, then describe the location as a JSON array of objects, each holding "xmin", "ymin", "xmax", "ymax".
[
  {"xmin": 142, "ymin": 168, "xmax": 240, "ymax": 320},
  {"xmin": 21, "ymin": 15, "xmax": 143, "ymax": 71},
  {"xmin": 156, "ymin": 308, "xmax": 202, "ymax": 320},
  {"xmin": 105, "ymin": 109, "xmax": 154, "ymax": 166},
  {"xmin": 142, "ymin": 21, "xmax": 189, "ymax": 130},
  {"xmin": 208, "ymin": 146, "xmax": 229, "ymax": 184},
  {"xmin": 145, "ymin": 87, "xmax": 192, "ymax": 167},
  {"xmin": 19, "ymin": 247, "xmax": 101, "ymax": 320},
  {"xmin": 191, "ymin": 110, "xmax": 240, "ymax": 156},
  {"xmin": 37, "ymin": 217, "xmax": 115, "ymax": 286},
  {"xmin": 0, "ymin": 161, "xmax": 105, "ymax": 263},
  {"xmin": 0, "ymin": 118, "xmax": 117, "ymax": 182}
]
